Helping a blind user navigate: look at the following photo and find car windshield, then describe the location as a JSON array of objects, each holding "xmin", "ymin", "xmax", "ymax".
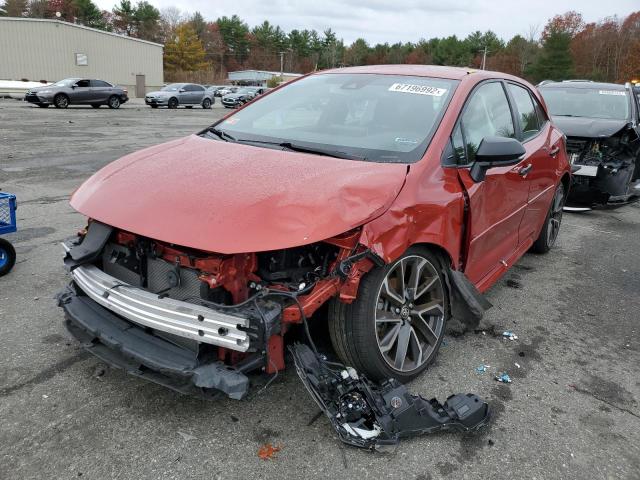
[
  {"xmin": 53, "ymin": 79, "xmax": 79, "ymax": 87},
  {"xmin": 162, "ymin": 84, "xmax": 183, "ymax": 91},
  {"xmin": 540, "ymin": 87, "xmax": 630, "ymax": 120},
  {"xmin": 208, "ymin": 73, "xmax": 458, "ymax": 163},
  {"xmin": 236, "ymin": 88, "xmax": 252, "ymax": 94}
]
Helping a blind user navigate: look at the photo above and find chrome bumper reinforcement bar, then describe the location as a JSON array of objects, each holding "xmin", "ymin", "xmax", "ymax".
[{"xmin": 71, "ymin": 265, "xmax": 250, "ymax": 351}]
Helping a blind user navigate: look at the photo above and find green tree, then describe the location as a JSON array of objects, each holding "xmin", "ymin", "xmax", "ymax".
[
  {"xmin": 1, "ymin": 0, "xmax": 27, "ymax": 16},
  {"xmin": 134, "ymin": 1, "xmax": 160, "ymax": 41},
  {"xmin": 73, "ymin": 0, "xmax": 104, "ymax": 28},
  {"xmin": 189, "ymin": 11, "xmax": 206, "ymax": 40},
  {"xmin": 529, "ymin": 30, "xmax": 574, "ymax": 81},
  {"xmin": 164, "ymin": 23, "xmax": 209, "ymax": 72},
  {"xmin": 217, "ymin": 14, "xmax": 250, "ymax": 64},
  {"xmin": 112, "ymin": 0, "xmax": 135, "ymax": 35}
]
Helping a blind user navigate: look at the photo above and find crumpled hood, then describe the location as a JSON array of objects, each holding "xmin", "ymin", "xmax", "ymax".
[
  {"xmin": 551, "ymin": 116, "xmax": 631, "ymax": 138},
  {"xmin": 70, "ymin": 135, "xmax": 408, "ymax": 253}
]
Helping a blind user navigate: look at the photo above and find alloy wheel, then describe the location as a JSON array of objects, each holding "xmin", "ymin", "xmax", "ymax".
[{"xmin": 374, "ymin": 255, "xmax": 445, "ymax": 373}]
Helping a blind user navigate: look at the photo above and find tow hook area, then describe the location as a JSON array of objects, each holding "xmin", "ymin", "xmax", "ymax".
[{"xmin": 290, "ymin": 343, "xmax": 491, "ymax": 451}]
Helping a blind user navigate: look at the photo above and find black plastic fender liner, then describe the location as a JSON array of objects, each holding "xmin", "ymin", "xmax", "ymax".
[
  {"xmin": 447, "ymin": 270, "xmax": 493, "ymax": 328},
  {"xmin": 290, "ymin": 344, "xmax": 491, "ymax": 450},
  {"xmin": 63, "ymin": 221, "xmax": 113, "ymax": 271}
]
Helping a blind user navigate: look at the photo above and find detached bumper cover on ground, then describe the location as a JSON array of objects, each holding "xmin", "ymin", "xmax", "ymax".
[{"xmin": 290, "ymin": 343, "xmax": 491, "ymax": 450}]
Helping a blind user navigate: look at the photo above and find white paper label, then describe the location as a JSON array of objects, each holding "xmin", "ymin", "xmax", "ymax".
[
  {"xmin": 598, "ymin": 90, "xmax": 626, "ymax": 96},
  {"xmin": 388, "ymin": 83, "xmax": 447, "ymax": 96}
]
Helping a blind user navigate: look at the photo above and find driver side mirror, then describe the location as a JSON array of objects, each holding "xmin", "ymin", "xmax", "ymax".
[
  {"xmin": 470, "ymin": 136, "xmax": 525, "ymax": 182},
  {"xmin": 71, "ymin": 85, "xmax": 77, "ymax": 89},
  {"xmin": 179, "ymin": 88, "xmax": 186, "ymax": 93}
]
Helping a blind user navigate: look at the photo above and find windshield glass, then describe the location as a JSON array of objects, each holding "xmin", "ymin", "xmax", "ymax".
[
  {"xmin": 209, "ymin": 73, "xmax": 458, "ymax": 163},
  {"xmin": 162, "ymin": 84, "xmax": 182, "ymax": 91},
  {"xmin": 53, "ymin": 79, "xmax": 78, "ymax": 87},
  {"xmin": 236, "ymin": 88, "xmax": 251, "ymax": 94},
  {"xmin": 540, "ymin": 87, "xmax": 630, "ymax": 120}
]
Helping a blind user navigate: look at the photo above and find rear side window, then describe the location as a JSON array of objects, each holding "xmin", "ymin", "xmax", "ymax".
[
  {"xmin": 507, "ymin": 83, "xmax": 540, "ymax": 141},
  {"xmin": 460, "ymin": 82, "xmax": 515, "ymax": 162},
  {"xmin": 186, "ymin": 84, "xmax": 204, "ymax": 92},
  {"xmin": 76, "ymin": 79, "xmax": 90, "ymax": 87},
  {"xmin": 91, "ymin": 80, "xmax": 111, "ymax": 87}
]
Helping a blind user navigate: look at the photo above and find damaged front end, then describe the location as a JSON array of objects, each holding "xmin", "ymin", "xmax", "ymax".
[
  {"xmin": 565, "ymin": 127, "xmax": 640, "ymax": 208},
  {"xmin": 290, "ymin": 343, "xmax": 490, "ymax": 450},
  {"xmin": 57, "ymin": 220, "xmax": 379, "ymax": 399}
]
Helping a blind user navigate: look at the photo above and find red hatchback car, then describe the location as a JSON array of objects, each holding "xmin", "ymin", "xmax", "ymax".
[{"xmin": 59, "ymin": 65, "xmax": 570, "ymax": 399}]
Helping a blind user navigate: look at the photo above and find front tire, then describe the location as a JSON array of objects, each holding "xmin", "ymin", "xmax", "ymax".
[
  {"xmin": 329, "ymin": 247, "xmax": 448, "ymax": 382},
  {"xmin": 531, "ymin": 182, "xmax": 565, "ymax": 253},
  {"xmin": 107, "ymin": 96, "xmax": 121, "ymax": 109},
  {"xmin": 202, "ymin": 98, "xmax": 212, "ymax": 109},
  {"xmin": 168, "ymin": 97, "xmax": 178, "ymax": 109},
  {"xmin": 0, "ymin": 238, "xmax": 16, "ymax": 276},
  {"xmin": 53, "ymin": 94, "xmax": 69, "ymax": 109}
]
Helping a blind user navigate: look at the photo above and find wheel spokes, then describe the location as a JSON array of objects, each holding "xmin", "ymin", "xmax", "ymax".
[{"xmin": 393, "ymin": 324, "xmax": 412, "ymax": 370}]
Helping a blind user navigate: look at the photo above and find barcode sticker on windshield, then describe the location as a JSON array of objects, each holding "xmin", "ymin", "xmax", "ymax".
[
  {"xmin": 599, "ymin": 90, "xmax": 626, "ymax": 96},
  {"xmin": 389, "ymin": 83, "xmax": 447, "ymax": 96}
]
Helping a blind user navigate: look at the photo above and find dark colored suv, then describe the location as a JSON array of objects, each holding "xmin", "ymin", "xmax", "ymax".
[{"xmin": 25, "ymin": 78, "xmax": 129, "ymax": 109}]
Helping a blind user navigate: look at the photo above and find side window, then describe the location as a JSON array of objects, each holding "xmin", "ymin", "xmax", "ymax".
[
  {"xmin": 76, "ymin": 79, "xmax": 90, "ymax": 88},
  {"xmin": 534, "ymin": 97, "xmax": 548, "ymax": 128},
  {"xmin": 194, "ymin": 85, "xmax": 205, "ymax": 92},
  {"xmin": 460, "ymin": 82, "xmax": 515, "ymax": 162},
  {"xmin": 90, "ymin": 80, "xmax": 111, "ymax": 87},
  {"xmin": 508, "ymin": 83, "xmax": 540, "ymax": 141},
  {"xmin": 451, "ymin": 124, "xmax": 467, "ymax": 165}
]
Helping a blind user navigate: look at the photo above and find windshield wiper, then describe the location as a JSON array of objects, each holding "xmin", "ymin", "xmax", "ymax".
[
  {"xmin": 234, "ymin": 138, "xmax": 366, "ymax": 160},
  {"xmin": 207, "ymin": 127, "xmax": 237, "ymax": 142}
]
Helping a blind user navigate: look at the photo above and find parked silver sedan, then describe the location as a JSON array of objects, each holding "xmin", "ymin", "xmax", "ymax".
[
  {"xmin": 24, "ymin": 78, "xmax": 129, "ymax": 109},
  {"xmin": 145, "ymin": 83, "xmax": 214, "ymax": 109}
]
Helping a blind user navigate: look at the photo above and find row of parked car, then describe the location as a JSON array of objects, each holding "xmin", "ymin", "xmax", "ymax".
[
  {"xmin": 24, "ymin": 78, "xmax": 269, "ymax": 110},
  {"xmin": 144, "ymin": 84, "xmax": 269, "ymax": 109}
]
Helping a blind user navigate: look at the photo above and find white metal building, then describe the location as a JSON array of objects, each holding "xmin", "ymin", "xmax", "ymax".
[
  {"xmin": 0, "ymin": 18, "xmax": 163, "ymax": 97},
  {"xmin": 227, "ymin": 70, "xmax": 303, "ymax": 86}
]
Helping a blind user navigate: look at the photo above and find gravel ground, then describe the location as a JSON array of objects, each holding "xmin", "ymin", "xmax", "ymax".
[{"xmin": 0, "ymin": 98, "xmax": 639, "ymax": 480}]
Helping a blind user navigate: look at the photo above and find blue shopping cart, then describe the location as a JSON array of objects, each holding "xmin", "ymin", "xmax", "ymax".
[{"xmin": 0, "ymin": 192, "xmax": 17, "ymax": 276}]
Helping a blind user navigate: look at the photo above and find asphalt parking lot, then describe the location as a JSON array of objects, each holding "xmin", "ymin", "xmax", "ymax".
[{"xmin": 1, "ymin": 97, "xmax": 639, "ymax": 480}]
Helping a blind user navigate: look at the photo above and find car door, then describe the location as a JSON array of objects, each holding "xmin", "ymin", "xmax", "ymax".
[
  {"xmin": 70, "ymin": 79, "xmax": 92, "ymax": 103},
  {"xmin": 453, "ymin": 81, "xmax": 531, "ymax": 286},
  {"xmin": 190, "ymin": 84, "xmax": 205, "ymax": 105},
  {"xmin": 89, "ymin": 80, "xmax": 111, "ymax": 103},
  {"xmin": 505, "ymin": 82, "xmax": 561, "ymax": 243}
]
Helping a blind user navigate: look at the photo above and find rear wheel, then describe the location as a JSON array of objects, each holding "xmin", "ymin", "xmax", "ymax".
[
  {"xmin": 531, "ymin": 182, "xmax": 565, "ymax": 253},
  {"xmin": 0, "ymin": 238, "xmax": 16, "ymax": 276},
  {"xmin": 329, "ymin": 247, "xmax": 448, "ymax": 382},
  {"xmin": 107, "ymin": 96, "xmax": 121, "ymax": 109},
  {"xmin": 202, "ymin": 98, "xmax": 212, "ymax": 109},
  {"xmin": 168, "ymin": 97, "xmax": 178, "ymax": 109},
  {"xmin": 53, "ymin": 94, "xmax": 69, "ymax": 109}
]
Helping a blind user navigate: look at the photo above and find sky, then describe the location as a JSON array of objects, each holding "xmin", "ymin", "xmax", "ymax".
[{"xmin": 94, "ymin": 0, "xmax": 639, "ymax": 44}]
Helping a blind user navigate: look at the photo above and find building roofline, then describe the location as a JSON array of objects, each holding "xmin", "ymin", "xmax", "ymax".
[
  {"xmin": 228, "ymin": 69, "xmax": 303, "ymax": 76},
  {"xmin": 0, "ymin": 17, "xmax": 164, "ymax": 48}
]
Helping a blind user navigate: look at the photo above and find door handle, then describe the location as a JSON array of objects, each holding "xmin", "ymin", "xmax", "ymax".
[
  {"xmin": 548, "ymin": 145, "xmax": 560, "ymax": 157},
  {"xmin": 518, "ymin": 164, "xmax": 533, "ymax": 176}
]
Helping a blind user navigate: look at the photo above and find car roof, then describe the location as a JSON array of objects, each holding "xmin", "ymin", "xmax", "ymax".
[
  {"xmin": 320, "ymin": 64, "xmax": 487, "ymax": 80},
  {"xmin": 540, "ymin": 80, "xmax": 627, "ymax": 90}
]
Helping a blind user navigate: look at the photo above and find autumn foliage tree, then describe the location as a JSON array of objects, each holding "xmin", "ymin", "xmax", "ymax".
[{"xmin": 163, "ymin": 23, "xmax": 208, "ymax": 72}]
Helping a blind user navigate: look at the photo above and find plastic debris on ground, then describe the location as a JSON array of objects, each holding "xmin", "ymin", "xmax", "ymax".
[
  {"xmin": 502, "ymin": 331, "xmax": 518, "ymax": 340},
  {"xmin": 514, "ymin": 362, "xmax": 521, "ymax": 369},
  {"xmin": 476, "ymin": 364, "xmax": 490, "ymax": 373},
  {"xmin": 495, "ymin": 373, "xmax": 512, "ymax": 383},
  {"xmin": 258, "ymin": 443, "xmax": 282, "ymax": 460}
]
